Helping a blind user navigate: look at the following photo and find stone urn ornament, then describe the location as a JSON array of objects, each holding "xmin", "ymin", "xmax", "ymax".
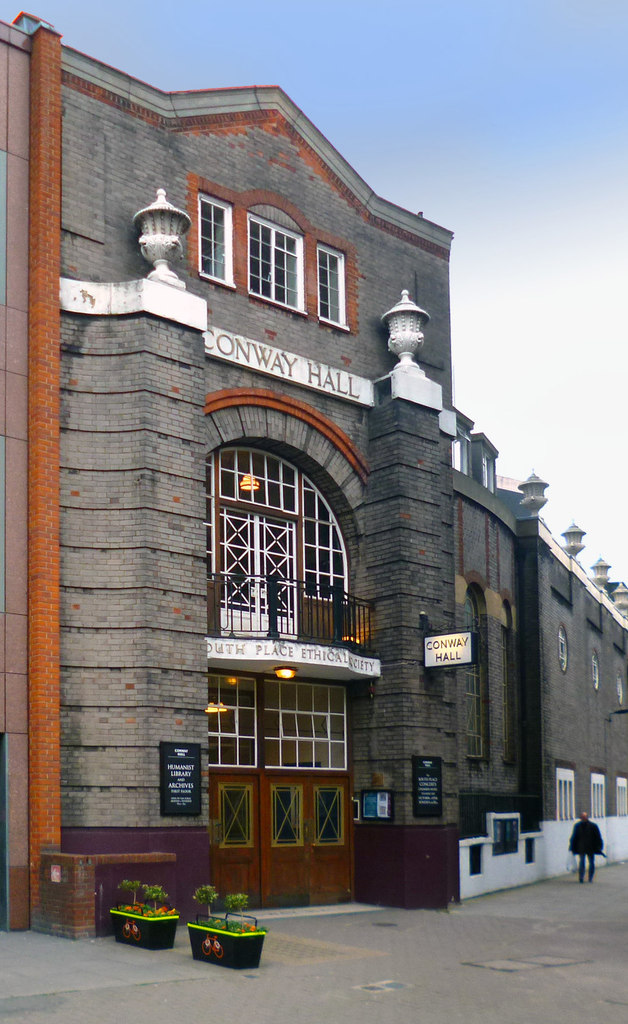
[
  {"xmin": 133, "ymin": 188, "xmax": 191, "ymax": 290},
  {"xmin": 382, "ymin": 289, "xmax": 430, "ymax": 371}
]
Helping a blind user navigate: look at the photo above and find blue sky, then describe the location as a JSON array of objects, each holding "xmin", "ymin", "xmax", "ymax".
[{"xmin": 8, "ymin": 0, "xmax": 628, "ymax": 581}]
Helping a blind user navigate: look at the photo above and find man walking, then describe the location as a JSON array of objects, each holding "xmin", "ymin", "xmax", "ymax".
[{"xmin": 569, "ymin": 811, "xmax": 604, "ymax": 883}]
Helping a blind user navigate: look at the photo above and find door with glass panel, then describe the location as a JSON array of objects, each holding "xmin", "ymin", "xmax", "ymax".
[
  {"xmin": 208, "ymin": 776, "xmax": 261, "ymax": 906},
  {"xmin": 261, "ymin": 775, "xmax": 352, "ymax": 906},
  {"xmin": 260, "ymin": 677, "xmax": 352, "ymax": 905}
]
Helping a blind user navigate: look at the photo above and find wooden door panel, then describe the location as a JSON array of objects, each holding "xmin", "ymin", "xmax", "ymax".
[
  {"xmin": 260, "ymin": 775, "xmax": 352, "ymax": 906},
  {"xmin": 209, "ymin": 775, "xmax": 261, "ymax": 906}
]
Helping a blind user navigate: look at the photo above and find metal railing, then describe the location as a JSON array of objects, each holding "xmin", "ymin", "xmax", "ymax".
[
  {"xmin": 459, "ymin": 792, "xmax": 542, "ymax": 839},
  {"xmin": 207, "ymin": 573, "xmax": 375, "ymax": 654}
]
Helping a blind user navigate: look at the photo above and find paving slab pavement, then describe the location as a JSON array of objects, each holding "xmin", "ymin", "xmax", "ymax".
[{"xmin": 1, "ymin": 863, "xmax": 628, "ymax": 1024}]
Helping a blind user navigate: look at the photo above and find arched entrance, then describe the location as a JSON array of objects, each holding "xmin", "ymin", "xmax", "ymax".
[{"xmin": 205, "ymin": 447, "xmax": 363, "ymax": 906}]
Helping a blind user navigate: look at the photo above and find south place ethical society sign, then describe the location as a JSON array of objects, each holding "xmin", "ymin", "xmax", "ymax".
[{"xmin": 424, "ymin": 631, "xmax": 477, "ymax": 668}]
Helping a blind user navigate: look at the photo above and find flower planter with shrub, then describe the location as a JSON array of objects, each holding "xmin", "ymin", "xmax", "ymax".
[
  {"xmin": 187, "ymin": 888, "xmax": 266, "ymax": 969},
  {"xmin": 110, "ymin": 880, "xmax": 179, "ymax": 950}
]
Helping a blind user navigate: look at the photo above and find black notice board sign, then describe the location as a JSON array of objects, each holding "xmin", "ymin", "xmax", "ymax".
[
  {"xmin": 412, "ymin": 756, "xmax": 442, "ymax": 818},
  {"xmin": 160, "ymin": 742, "xmax": 201, "ymax": 816}
]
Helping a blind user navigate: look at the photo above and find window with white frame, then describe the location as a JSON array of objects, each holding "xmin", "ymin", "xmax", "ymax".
[
  {"xmin": 481, "ymin": 451, "xmax": 496, "ymax": 492},
  {"xmin": 591, "ymin": 772, "xmax": 606, "ymax": 819},
  {"xmin": 558, "ymin": 625, "xmax": 568, "ymax": 672},
  {"xmin": 199, "ymin": 195, "xmax": 233, "ymax": 284},
  {"xmin": 617, "ymin": 777, "xmax": 627, "ymax": 817},
  {"xmin": 248, "ymin": 214, "xmax": 303, "ymax": 310},
  {"xmin": 452, "ymin": 425, "xmax": 471, "ymax": 474},
  {"xmin": 556, "ymin": 767, "xmax": 575, "ymax": 821},
  {"xmin": 207, "ymin": 675, "xmax": 257, "ymax": 767},
  {"xmin": 263, "ymin": 679, "xmax": 347, "ymax": 769},
  {"xmin": 592, "ymin": 651, "xmax": 600, "ymax": 691},
  {"xmin": 317, "ymin": 244, "xmax": 346, "ymax": 326}
]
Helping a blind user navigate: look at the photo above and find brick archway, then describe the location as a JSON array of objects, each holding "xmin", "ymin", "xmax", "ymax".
[{"xmin": 204, "ymin": 388, "xmax": 368, "ymax": 510}]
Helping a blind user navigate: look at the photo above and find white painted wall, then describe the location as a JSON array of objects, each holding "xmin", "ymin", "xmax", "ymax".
[{"xmin": 459, "ymin": 816, "xmax": 628, "ymax": 899}]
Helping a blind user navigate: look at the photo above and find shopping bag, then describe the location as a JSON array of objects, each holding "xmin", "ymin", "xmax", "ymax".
[{"xmin": 565, "ymin": 851, "xmax": 577, "ymax": 873}]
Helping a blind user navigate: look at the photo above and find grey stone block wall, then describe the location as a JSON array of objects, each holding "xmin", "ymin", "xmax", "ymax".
[{"xmin": 352, "ymin": 398, "xmax": 458, "ymax": 825}]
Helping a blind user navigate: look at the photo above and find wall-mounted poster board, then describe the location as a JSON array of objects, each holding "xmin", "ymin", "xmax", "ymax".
[{"xmin": 361, "ymin": 789, "xmax": 394, "ymax": 821}]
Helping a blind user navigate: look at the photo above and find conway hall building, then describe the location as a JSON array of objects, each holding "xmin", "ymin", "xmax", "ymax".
[{"xmin": 2, "ymin": 13, "xmax": 628, "ymax": 934}]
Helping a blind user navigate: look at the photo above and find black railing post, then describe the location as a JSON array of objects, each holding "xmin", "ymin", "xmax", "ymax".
[
  {"xmin": 332, "ymin": 583, "xmax": 344, "ymax": 643},
  {"xmin": 266, "ymin": 575, "xmax": 279, "ymax": 638}
]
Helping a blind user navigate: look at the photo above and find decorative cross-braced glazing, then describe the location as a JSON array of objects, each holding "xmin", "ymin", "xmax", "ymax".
[
  {"xmin": 220, "ymin": 785, "xmax": 252, "ymax": 847},
  {"xmin": 206, "ymin": 449, "xmax": 349, "ymax": 642},
  {"xmin": 315, "ymin": 786, "xmax": 343, "ymax": 844},
  {"xmin": 271, "ymin": 785, "xmax": 302, "ymax": 846}
]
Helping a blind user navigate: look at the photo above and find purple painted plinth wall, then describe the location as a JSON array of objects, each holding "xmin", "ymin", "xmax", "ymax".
[
  {"xmin": 62, "ymin": 827, "xmax": 210, "ymax": 935},
  {"xmin": 354, "ymin": 825, "xmax": 460, "ymax": 909}
]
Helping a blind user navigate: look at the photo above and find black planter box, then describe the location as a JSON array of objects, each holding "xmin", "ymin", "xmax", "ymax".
[
  {"xmin": 187, "ymin": 917, "xmax": 266, "ymax": 969},
  {"xmin": 110, "ymin": 909, "xmax": 179, "ymax": 950}
]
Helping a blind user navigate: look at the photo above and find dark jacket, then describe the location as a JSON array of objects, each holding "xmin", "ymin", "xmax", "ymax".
[{"xmin": 569, "ymin": 819, "xmax": 603, "ymax": 856}]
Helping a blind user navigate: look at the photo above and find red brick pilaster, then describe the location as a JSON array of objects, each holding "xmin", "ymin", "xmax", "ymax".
[{"xmin": 28, "ymin": 25, "xmax": 62, "ymax": 919}]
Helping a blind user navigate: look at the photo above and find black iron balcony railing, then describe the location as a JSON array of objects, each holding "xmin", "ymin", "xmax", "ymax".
[{"xmin": 207, "ymin": 573, "xmax": 375, "ymax": 654}]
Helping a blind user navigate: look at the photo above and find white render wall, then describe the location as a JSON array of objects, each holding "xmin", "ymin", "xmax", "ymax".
[{"xmin": 460, "ymin": 816, "xmax": 628, "ymax": 899}]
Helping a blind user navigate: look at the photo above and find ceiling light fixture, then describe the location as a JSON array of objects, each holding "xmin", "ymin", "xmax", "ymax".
[{"xmin": 274, "ymin": 665, "xmax": 297, "ymax": 680}]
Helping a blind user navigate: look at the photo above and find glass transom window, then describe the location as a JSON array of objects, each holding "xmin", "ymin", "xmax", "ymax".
[
  {"xmin": 263, "ymin": 680, "xmax": 347, "ymax": 769},
  {"xmin": 248, "ymin": 214, "xmax": 303, "ymax": 309}
]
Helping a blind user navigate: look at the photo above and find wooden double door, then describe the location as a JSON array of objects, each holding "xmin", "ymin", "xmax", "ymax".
[{"xmin": 209, "ymin": 772, "xmax": 353, "ymax": 907}]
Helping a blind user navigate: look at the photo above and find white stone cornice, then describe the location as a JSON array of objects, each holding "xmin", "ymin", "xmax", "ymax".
[{"xmin": 60, "ymin": 278, "xmax": 207, "ymax": 331}]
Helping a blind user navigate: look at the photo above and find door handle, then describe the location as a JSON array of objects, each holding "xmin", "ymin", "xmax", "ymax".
[{"xmin": 208, "ymin": 819, "xmax": 223, "ymax": 844}]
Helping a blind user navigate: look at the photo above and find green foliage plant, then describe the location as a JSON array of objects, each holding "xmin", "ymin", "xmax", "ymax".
[
  {"xmin": 142, "ymin": 884, "xmax": 169, "ymax": 913},
  {"xmin": 224, "ymin": 891, "xmax": 249, "ymax": 932},
  {"xmin": 193, "ymin": 884, "xmax": 219, "ymax": 923},
  {"xmin": 118, "ymin": 879, "xmax": 141, "ymax": 905}
]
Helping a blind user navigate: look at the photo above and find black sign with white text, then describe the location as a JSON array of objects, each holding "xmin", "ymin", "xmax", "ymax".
[
  {"xmin": 412, "ymin": 756, "xmax": 443, "ymax": 817},
  {"xmin": 160, "ymin": 742, "xmax": 201, "ymax": 816}
]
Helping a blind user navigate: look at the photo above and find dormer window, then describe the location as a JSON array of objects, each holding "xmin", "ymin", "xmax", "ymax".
[
  {"xmin": 453, "ymin": 424, "xmax": 471, "ymax": 474},
  {"xmin": 471, "ymin": 432, "xmax": 498, "ymax": 494},
  {"xmin": 482, "ymin": 451, "xmax": 495, "ymax": 492}
]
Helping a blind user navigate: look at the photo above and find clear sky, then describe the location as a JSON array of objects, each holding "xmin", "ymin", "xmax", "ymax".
[{"xmin": 8, "ymin": 0, "xmax": 628, "ymax": 581}]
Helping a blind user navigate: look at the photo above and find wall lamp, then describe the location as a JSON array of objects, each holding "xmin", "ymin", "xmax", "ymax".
[{"xmin": 274, "ymin": 666, "xmax": 297, "ymax": 680}]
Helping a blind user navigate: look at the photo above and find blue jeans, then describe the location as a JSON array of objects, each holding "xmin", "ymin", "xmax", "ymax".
[{"xmin": 578, "ymin": 853, "xmax": 595, "ymax": 882}]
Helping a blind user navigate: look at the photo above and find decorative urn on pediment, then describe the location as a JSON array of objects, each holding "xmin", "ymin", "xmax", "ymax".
[
  {"xmin": 133, "ymin": 188, "xmax": 191, "ymax": 290},
  {"xmin": 382, "ymin": 289, "xmax": 430, "ymax": 370}
]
